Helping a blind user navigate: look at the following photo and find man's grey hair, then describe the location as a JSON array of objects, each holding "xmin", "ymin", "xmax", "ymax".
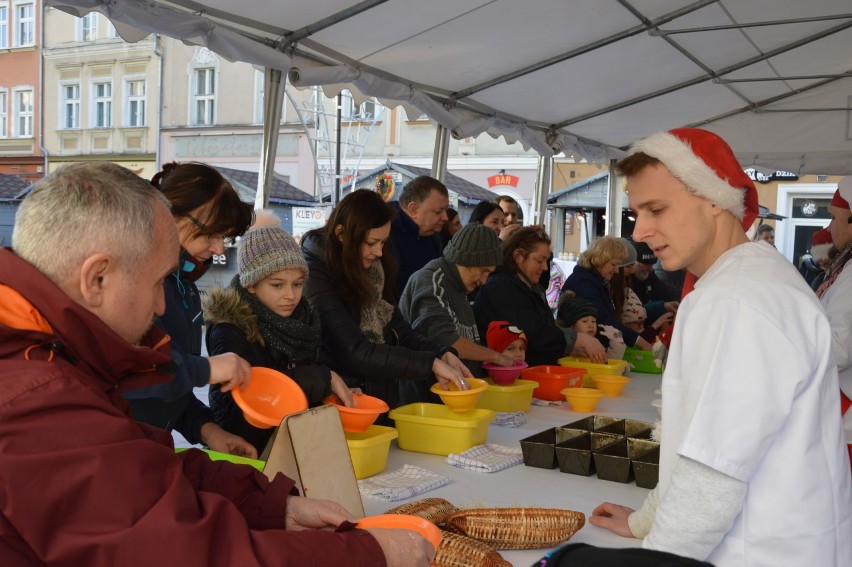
[{"xmin": 13, "ymin": 162, "xmax": 169, "ymax": 285}]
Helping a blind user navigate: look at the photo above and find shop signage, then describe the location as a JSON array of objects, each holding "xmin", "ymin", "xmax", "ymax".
[
  {"xmin": 744, "ymin": 168, "xmax": 799, "ymax": 184},
  {"xmin": 487, "ymin": 173, "xmax": 519, "ymax": 187}
]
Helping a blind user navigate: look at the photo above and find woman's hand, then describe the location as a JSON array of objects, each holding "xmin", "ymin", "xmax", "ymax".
[
  {"xmin": 664, "ymin": 301, "xmax": 680, "ymax": 313},
  {"xmin": 573, "ymin": 332, "xmax": 607, "ymax": 363},
  {"xmin": 634, "ymin": 337, "xmax": 653, "ymax": 351},
  {"xmin": 329, "ymin": 371, "xmax": 356, "ymax": 407},
  {"xmin": 589, "ymin": 502, "xmax": 637, "ymax": 538},
  {"xmin": 432, "ymin": 358, "xmax": 469, "ymax": 390},
  {"xmin": 651, "ymin": 312, "xmax": 674, "ymax": 332},
  {"xmin": 441, "ymin": 352, "xmax": 474, "ymax": 379},
  {"xmin": 200, "ymin": 422, "xmax": 258, "ymax": 459}
]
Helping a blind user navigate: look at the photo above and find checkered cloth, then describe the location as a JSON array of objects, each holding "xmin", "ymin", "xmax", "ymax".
[
  {"xmin": 492, "ymin": 411, "xmax": 528, "ymax": 427},
  {"xmin": 445, "ymin": 444, "xmax": 524, "ymax": 473},
  {"xmin": 531, "ymin": 397, "xmax": 566, "ymax": 407},
  {"xmin": 357, "ymin": 464, "xmax": 450, "ymax": 502}
]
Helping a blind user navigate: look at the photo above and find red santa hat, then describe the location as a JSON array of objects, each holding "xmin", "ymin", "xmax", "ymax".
[
  {"xmin": 486, "ymin": 320, "xmax": 528, "ymax": 354},
  {"xmin": 830, "ymin": 176, "xmax": 852, "ymax": 210},
  {"xmin": 811, "ymin": 228, "xmax": 833, "ymax": 263},
  {"xmin": 629, "ymin": 128, "xmax": 759, "ymax": 230},
  {"xmin": 629, "ymin": 128, "xmax": 759, "ymax": 301}
]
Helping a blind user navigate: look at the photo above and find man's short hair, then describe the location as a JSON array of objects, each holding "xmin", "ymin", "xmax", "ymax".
[
  {"xmin": 495, "ymin": 195, "xmax": 518, "ymax": 207},
  {"xmin": 614, "ymin": 153, "xmax": 661, "ymax": 178},
  {"xmin": 399, "ymin": 175, "xmax": 448, "ymax": 208},
  {"xmin": 13, "ymin": 162, "xmax": 167, "ymax": 285}
]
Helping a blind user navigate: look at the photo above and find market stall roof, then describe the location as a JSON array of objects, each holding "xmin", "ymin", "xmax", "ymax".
[
  {"xmin": 355, "ymin": 161, "xmax": 497, "ymax": 204},
  {"xmin": 0, "ymin": 174, "xmax": 33, "ymax": 200},
  {"xmin": 48, "ymin": 0, "xmax": 852, "ymax": 174},
  {"xmin": 216, "ymin": 166, "xmax": 316, "ymax": 205}
]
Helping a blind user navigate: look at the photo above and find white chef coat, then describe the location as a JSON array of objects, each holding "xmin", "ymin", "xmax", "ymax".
[
  {"xmin": 818, "ymin": 260, "xmax": 852, "ymax": 443},
  {"xmin": 654, "ymin": 242, "xmax": 852, "ymax": 566}
]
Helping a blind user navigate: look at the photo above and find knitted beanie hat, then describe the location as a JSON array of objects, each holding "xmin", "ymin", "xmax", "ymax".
[
  {"xmin": 486, "ymin": 320, "xmax": 528, "ymax": 353},
  {"xmin": 811, "ymin": 228, "xmax": 833, "ymax": 263},
  {"xmin": 631, "ymin": 239, "xmax": 657, "ymax": 265},
  {"xmin": 238, "ymin": 212, "xmax": 307, "ymax": 287},
  {"xmin": 557, "ymin": 295, "xmax": 598, "ymax": 328},
  {"xmin": 629, "ymin": 128, "xmax": 759, "ymax": 231},
  {"xmin": 444, "ymin": 222, "xmax": 502, "ymax": 267},
  {"xmin": 618, "ymin": 237, "xmax": 637, "ymax": 267}
]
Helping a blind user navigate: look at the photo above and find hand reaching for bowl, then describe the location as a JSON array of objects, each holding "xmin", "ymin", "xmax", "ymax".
[
  {"xmin": 573, "ymin": 332, "xmax": 607, "ymax": 364},
  {"xmin": 432, "ymin": 355, "xmax": 471, "ymax": 391},
  {"xmin": 208, "ymin": 352, "xmax": 251, "ymax": 392},
  {"xmin": 330, "ymin": 371, "xmax": 359, "ymax": 407},
  {"xmin": 489, "ymin": 351, "xmax": 516, "ymax": 367}
]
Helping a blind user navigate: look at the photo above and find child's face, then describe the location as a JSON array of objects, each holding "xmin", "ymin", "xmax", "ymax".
[
  {"xmin": 247, "ymin": 268, "xmax": 305, "ymax": 317},
  {"xmin": 573, "ymin": 315, "xmax": 598, "ymax": 336},
  {"xmin": 502, "ymin": 339, "xmax": 526, "ymax": 363}
]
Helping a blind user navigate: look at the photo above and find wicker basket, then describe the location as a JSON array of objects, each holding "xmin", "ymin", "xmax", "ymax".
[
  {"xmin": 385, "ymin": 498, "xmax": 458, "ymax": 526},
  {"xmin": 432, "ymin": 531, "xmax": 511, "ymax": 567},
  {"xmin": 444, "ymin": 507, "xmax": 585, "ymax": 550}
]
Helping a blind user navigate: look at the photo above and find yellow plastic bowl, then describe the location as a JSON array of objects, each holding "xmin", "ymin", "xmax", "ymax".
[
  {"xmin": 430, "ymin": 377, "xmax": 488, "ymax": 413},
  {"xmin": 592, "ymin": 375, "xmax": 631, "ymax": 397},
  {"xmin": 561, "ymin": 387, "xmax": 604, "ymax": 413}
]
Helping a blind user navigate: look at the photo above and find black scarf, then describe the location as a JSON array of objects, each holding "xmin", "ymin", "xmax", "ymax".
[{"xmin": 231, "ymin": 275, "xmax": 322, "ymax": 365}]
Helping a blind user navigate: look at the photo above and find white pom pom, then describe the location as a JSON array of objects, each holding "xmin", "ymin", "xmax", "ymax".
[{"xmin": 252, "ymin": 208, "xmax": 282, "ymax": 229}]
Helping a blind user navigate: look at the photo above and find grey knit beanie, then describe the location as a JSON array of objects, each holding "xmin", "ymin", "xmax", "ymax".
[
  {"xmin": 238, "ymin": 225, "xmax": 308, "ymax": 287},
  {"xmin": 443, "ymin": 222, "xmax": 501, "ymax": 267}
]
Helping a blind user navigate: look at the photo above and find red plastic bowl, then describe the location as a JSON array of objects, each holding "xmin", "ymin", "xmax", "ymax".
[
  {"xmin": 231, "ymin": 367, "xmax": 309, "ymax": 429},
  {"xmin": 323, "ymin": 393, "xmax": 390, "ymax": 432},
  {"xmin": 481, "ymin": 361, "xmax": 529, "ymax": 385},
  {"xmin": 521, "ymin": 365, "xmax": 587, "ymax": 401}
]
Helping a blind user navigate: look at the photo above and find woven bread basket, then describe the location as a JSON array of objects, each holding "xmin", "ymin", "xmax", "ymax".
[
  {"xmin": 432, "ymin": 531, "xmax": 511, "ymax": 567},
  {"xmin": 444, "ymin": 507, "xmax": 585, "ymax": 550},
  {"xmin": 385, "ymin": 498, "xmax": 458, "ymax": 526}
]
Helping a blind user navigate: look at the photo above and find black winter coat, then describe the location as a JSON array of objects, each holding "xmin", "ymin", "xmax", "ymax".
[{"xmin": 301, "ymin": 234, "xmax": 450, "ymax": 411}]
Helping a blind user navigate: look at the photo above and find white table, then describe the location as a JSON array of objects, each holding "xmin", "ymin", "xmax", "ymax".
[{"xmin": 363, "ymin": 371, "xmax": 662, "ymax": 566}]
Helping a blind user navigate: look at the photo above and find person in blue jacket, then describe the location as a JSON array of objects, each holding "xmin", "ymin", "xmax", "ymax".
[{"xmin": 123, "ymin": 162, "xmax": 257, "ymax": 457}]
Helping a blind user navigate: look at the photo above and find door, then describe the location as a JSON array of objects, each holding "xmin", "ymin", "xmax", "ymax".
[{"xmin": 776, "ymin": 183, "xmax": 836, "ymax": 268}]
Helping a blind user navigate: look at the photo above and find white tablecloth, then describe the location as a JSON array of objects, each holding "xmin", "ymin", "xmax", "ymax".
[{"xmin": 364, "ymin": 371, "xmax": 662, "ymax": 566}]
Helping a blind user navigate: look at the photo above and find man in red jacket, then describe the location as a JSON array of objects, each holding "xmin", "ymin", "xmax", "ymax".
[{"xmin": 0, "ymin": 162, "xmax": 433, "ymax": 567}]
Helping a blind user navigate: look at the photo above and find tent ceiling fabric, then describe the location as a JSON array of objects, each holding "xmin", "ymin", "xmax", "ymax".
[{"xmin": 48, "ymin": 0, "xmax": 852, "ymax": 173}]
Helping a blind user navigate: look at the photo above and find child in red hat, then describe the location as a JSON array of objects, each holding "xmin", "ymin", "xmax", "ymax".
[{"xmin": 485, "ymin": 320, "xmax": 527, "ymax": 364}]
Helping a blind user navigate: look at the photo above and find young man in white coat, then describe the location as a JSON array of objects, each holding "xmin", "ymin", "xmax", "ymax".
[{"xmin": 590, "ymin": 128, "xmax": 852, "ymax": 566}]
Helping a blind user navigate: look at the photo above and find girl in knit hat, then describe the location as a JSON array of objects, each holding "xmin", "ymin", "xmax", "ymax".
[{"xmin": 204, "ymin": 210, "xmax": 360, "ymax": 454}]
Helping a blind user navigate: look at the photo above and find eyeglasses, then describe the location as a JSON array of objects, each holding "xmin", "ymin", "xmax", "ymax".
[{"xmin": 185, "ymin": 213, "xmax": 226, "ymax": 244}]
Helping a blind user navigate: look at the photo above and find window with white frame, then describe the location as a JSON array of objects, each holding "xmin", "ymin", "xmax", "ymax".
[
  {"xmin": 193, "ymin": 68, "xmax": 215, "ymax": 125},
  {"xmin": 14, "ymin": 2, "xmax": 34, "ymax": 47},
  {"xmin": 106, "ymin": 20, "xmax": 118, "ymax": 39},
  {"xmin": 13, "ymin": 88, "xmax": 33, "ymax": 137},
  {"xmin": 61, "ymin": 83, "xmax": 80, "ymax": 129},
  {"xmin": 0, "ymin": 6, "xmax": 8, "ymax": 49},
  {"xmin": 340, "ymin": 91, "xmax": 379, "ymax": 122},
  {"xmin": 0, "ymin": 90, "xmax": 7, "ymax": 138},
  {"xmin": 77, "ymin": 12, "xmax": 97, "ymax": 42},
  {"xmin": 125, "ymin": 79, "xmax": 145, "ymax": 126},
  {"xmin": 92, "ymin": 81, "xmax": 112, "ymax": 128}
]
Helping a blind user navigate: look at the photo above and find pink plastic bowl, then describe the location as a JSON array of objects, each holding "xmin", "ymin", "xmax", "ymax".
[{"xmin": 481, "ymin": 361, "xmax": 529, "ymax": 385}]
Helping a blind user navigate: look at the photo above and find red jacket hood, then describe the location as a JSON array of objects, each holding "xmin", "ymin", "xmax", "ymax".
[{"xmin": 0, "ymin": 247, "xmax": 173, "ymax": 395}]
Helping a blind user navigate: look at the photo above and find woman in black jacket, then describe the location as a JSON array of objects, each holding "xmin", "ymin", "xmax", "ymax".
[
  {"xmin": 204, "ymin": 212, "xmax": 360, "ymax": 454},
  {"xmin": 474, "ymin": 227, "xmax": 607, "ymax": 366},
  {"xmin": 301, "ymin": 190, "xmax": 470, "ymax": 412}
]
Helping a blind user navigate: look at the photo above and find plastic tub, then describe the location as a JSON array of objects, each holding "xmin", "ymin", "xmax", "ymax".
[
  {"xmin": 475, "ymin": 378, "xmax": 538, "ymax": 412},
  {"xmin": 560, "ymin": 387, "xmax": 604, "ymax": 413},
  {"xmin": 322, "ymin": 393, "xmax": 390, "ymax": 432},
  {"xmin": 622, "ymin": 347, "xmax": 662, "ymax": 374},
  {"xmin": 430, "ymin": 377, "xmax": 488, "ymax": 413},
  {"xmin": 592, "ymin": 374, "xmax": 631, "ymax": 397},
  {"xmin": 388, "ymin": 403, "xmax": 495, "ymax": 455},
  {"xmin": 232, "ymin": 367, "xmax": 309, "ymax": 428},
  {"xmin": 521, "ymin": 365, "xmax": 586, "ymax": 401},
  {"xmin": 557, "ymin": 357, "xmax": 630, "ymax": 386},
  {"xmin": 345, "ymin": 425, "xmax": 399, "ymax": 479}
]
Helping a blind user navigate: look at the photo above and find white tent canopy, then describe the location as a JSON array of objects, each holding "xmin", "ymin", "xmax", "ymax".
[{"xmin": 48, "ymin": 0, "xmax": 852, "ymax": 174}]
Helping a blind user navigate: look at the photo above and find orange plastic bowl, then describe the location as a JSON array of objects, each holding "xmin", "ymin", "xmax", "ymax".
[
  {"xmin": 481, "ymin": 361, "xmax": 528, "ymax": 385},
  {"xmin": 561, "ymin": 387, "xmax": 604, "ymax": 413},
  {"xmin": 323, "ymin": 393, "xmax": 390, "ymax": 432},
  {"xmin": 430, "ymin": 377, "xmax": 488, "ymax": 413},
  {"xmin": 357, "ymin": 514, "xmax": 443, "ymax": 550},
  {"xmin": 592, "ymin": 374, "xmax": 631, "ymax": 397},
  {"xmin": 231, "ymin": 367, "xmax": 309, "ymax": 429},
  {"xmin": 521, "ymin": 365, "xmax": 587, "ymax": 401}
]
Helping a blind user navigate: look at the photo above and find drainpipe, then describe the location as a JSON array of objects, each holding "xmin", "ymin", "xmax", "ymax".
[
  {"xmin": 153, "ymin": 33, "xmax": 163, "ymax": 171},
  {"xmin": 37, "ymin": 2, "xmax": 49, "ymax": 177}
]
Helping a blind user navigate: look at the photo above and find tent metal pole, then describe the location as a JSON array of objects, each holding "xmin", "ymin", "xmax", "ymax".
[
  {"xmin": 532, "ymin": 155, "xmax": 551, "ymax": 227},
  {"xmin": 255, "ymin": 67, "xmax": 285, "ymax": 211},
  {"xmin": 605, "ymin": 159, "xmax": 622, "ymax": 236},
  {"xmin": 431, "ymin": 124, "xmax": 449, "ymax": 181}
]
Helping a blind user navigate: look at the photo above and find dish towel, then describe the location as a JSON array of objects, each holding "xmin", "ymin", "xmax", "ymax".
[
  {"xmin": 358, "ymin": 464, "xmax": 450, "ymax": 502},
  {"xmin": 446, "ymin": 443, "xmax": 524, "ymax": 473},
  {"xmin": 492, "ymin": 411, "xmax": 528, "ymax": 427},
  {"xmin": 532, "ymin": 398, "xmax": 566, "ymax": 407}
]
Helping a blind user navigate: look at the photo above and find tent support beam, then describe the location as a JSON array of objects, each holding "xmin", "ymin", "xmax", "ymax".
[
  {"xmin": 532, "ymin": 156, "xmax": 551, "ymax": 228},
  {"xmin": 431, "ymin": 125, "xmax": 449, "ymax": 182},
  {"xmin": 255, "ymin": 67, "xmax": 285, "ymax": 211},
  {"xmin": 282, "ymin": 0, "xmax": 389, "ymax": 47},
  {"xmin": 652, "ymin": 14, "xmax": 852, "ymax": 36},
  {"xmin": 605, "ymin": 159, "xmax": 622, "ymax": 237}
]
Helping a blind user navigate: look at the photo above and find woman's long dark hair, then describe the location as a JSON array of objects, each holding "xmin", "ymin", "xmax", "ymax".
[
  {"xmin": 305, "ymin": 190, "xmax": 397, "ymax": 320},
  {"xmin": 610, "ymin": 267, "xmax": 628, "ymax": 319},
  {"xmin": 468, "ymin": 201, "xmax": 502, "ymax": 225},
  {"xmin": 501, "ymin": 226, "xmax": 551, "ymax": 276},
  {"xmin": 152, "ymin": 162, "xmax": 253, "ymax": 238}
]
